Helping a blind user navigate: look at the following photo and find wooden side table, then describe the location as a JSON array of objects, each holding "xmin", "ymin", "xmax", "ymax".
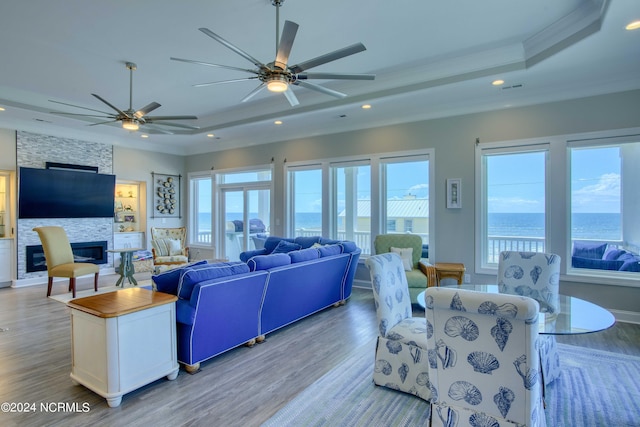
[
  {"xmin": 107, "ymin": 248, "xmax": 143, "ymax": 287},
  {"xmin": 435, "ymin": 262, "xmax": 466, "ymax": 286},
  {"xmin": 67, "ymin": 288, "xmax": 179, "ymax": 407}
]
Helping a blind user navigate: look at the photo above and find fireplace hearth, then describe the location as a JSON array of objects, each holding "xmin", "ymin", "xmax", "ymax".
[{"xmin": 26, "ymin": 241, "xmax": 108, "ymax": 273}]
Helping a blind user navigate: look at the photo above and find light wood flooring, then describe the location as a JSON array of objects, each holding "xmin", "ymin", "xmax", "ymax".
[{"xmin": 0, "ymin": 273, "xmax": 638, "ymax": 427}]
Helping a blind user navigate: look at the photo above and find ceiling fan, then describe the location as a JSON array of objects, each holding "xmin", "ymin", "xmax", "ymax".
[
  {"xmin": 50, "ymin": 62, "xmax": 199, "ymax": 134},
  {"xmin": 170, "ymin": 0, "xmax": 375, "ymax": 107}
]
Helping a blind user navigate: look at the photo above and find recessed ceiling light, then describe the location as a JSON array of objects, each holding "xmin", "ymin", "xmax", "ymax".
[
  {"xmin": 140, "ymin": 134, "xmax": 149, "ymax": 138},
  {"xmin": 492, "ymin": 79, "xmax": 505, "ymax": 86},
  {"xmin": 0, "ymin": 107, "xmax": 5, "ymax": 111},
  {"xmin": 207, "ymin": 133, "xmax": 215, "ymax": 138},
  {"xmin": 274, "ymin": 120, "xmax": 283, "ymax": 125},
  {"xmin": 361, "ymin": 104, "xmax": 372, "ymax": 109},
  {"xmin": 626, "ymin": 20, "xmax": 640, "ymax": 30}
]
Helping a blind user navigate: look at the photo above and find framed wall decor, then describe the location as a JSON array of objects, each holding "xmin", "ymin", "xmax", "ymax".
[
  {"xmin": 152, "ymin": 172, "xmax": 181, "ymax": 218},
  {"xmin": 446, "ymin": 178, "xmax": 462, "ymax": 209}
]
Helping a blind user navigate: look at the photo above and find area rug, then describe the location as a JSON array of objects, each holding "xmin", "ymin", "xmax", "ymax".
[
  {"xmin": 48, "ymin": 280, "xmax": 152, "ymax": 304},
  {"xmin": 262, "ymin": 342, "xmax": 640, "ymax": 427}
]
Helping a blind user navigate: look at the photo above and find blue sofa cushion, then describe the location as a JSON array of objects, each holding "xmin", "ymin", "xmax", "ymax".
[
  {"xmin": 294, "ymin": 236, "xmax": 322, "ymax": 249},
  {"xmin": 177, "ymin": 262, "xmax": 250, "ymax": 300},
  {"xmin": 572, "ymin": 241, "xmax": 608, "ymax": 259},
  {"xmin": 247, "ymin": 253, "xmax": 292, "ymax": 271},
  {"xmin": 289, "ymin": 247, "xmax": 320, "ymax": 263},
  {"xmin": 318, "ymin": 244, "xmax": 343, "ymax": 257},
  {"xmin": 603, "ymin": 248, "xmax": 626, "ymax": 261},
  {"xmin": 271, "ymin": 240, "xmax": 302, "ymax": 254},
  {"xmin": 264, "ymin": 237, "xmax": 295, "ymax": 253},
  {"xmin": 152, "ymin": 260, "xmax": 208, "ymax": 295},
  {"xmin": 571, "ymin": 256, "xmax": 623, "ymax": 271},
  {"xmin": 339, "ymin": 241, "xmax": 358, "ymax": 254},
  {"xmin": 617, "ymin": 253, "xmax": 640, "ymax": 272},
  {"xmin": 176, "ymin": 300, "xmax": 196, "ymax": 325},
  {"xmin": 319, "ymin": 237, "xmax": 341, "ymax": 245}
]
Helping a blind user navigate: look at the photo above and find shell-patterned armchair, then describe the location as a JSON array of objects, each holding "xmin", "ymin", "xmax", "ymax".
[
  {"xmin": 498, "ymin": 251, "xmax": 561, "ymax": 386},
  {"xmin": 425, "ymin": 287, "xmax": 547, "ymax": 427},
  {"xmin": 365, "ymin": 252, "xmax": 432, "ymax": 401},
  {"xmin": 151, "ymin": 227, "xmax": 189, "ymax": 272},
  {"xmin": 33, "ymin": 226, "xmax": 99, "ymax": 298},
  {"xmin": 373, "ymin": 234, "xmax": 436, "ymax": 303}
]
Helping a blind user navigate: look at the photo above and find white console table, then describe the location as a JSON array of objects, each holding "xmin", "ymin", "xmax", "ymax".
[{"xmin": 67, "ymin": 288, "xmax": 179, "ymax": 407}]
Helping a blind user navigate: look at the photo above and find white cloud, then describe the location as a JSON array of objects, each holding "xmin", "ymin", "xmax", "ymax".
[{"xmin": 572, "ymin": 173, "xmax": 620, "ymax": 213}]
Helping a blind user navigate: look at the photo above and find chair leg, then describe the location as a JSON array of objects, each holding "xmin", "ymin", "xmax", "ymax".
[
  {"xmin": 94, "ymin": 272, "xmax": 99, "ymax": 292},
  {"xmin": 46, "ymin": 277, "xmax": 54, "ymax": 297},
  {"xmin": 70, "ymin": 278, "xmax": 76, "ymax": 298}
]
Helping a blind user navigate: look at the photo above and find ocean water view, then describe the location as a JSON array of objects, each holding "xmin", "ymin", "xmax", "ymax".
[{"xmin": 203, "ymin": 212, "xmax": 621, "ymax": 241}]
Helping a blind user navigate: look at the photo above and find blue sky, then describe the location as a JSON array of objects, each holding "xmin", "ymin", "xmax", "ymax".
[{"xmin": 210, "ymin": 148, "xmax": 622, "ymax": 215}]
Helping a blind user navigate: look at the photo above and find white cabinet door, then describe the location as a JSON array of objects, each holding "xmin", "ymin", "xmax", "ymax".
[{"xmin": 0, "ymin": 240, "xmax": 11, "ymax": 283}]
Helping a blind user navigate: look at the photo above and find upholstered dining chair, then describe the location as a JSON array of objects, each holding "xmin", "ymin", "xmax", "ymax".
[
  {"xmin": 425, "ymin": 287, "xmax": 547, "ymax": 427},
  {"xmin": 365, "ymin": 252, "xmax": 432, "ymax": 401},
  {"xmin": 498, "ymin": 251, "xmax": 561, "ymax": 387},
  {"xmin": 373, "ymin": 234, "xmax": 436, "ymax": 303},
  {"xmin": 33, "ymin": 226, "xmax": 99, "ymax": 298},
  {"xmin": 150, "ymin": 227, "xmax": 189, "ymax": 271}
]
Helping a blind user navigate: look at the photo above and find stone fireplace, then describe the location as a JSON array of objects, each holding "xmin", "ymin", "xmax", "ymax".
[{"xmin": 26, "ymin": 241, "xmax": 108, "ymax": 273}]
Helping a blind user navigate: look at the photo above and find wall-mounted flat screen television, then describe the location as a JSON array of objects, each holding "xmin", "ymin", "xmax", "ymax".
[{"xmin": 19, "ymin": 167, "xmax": 115, "ymax": 219}]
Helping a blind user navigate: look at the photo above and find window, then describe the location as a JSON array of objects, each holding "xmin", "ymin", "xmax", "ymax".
[
  {"xmin": 285, "ymin": 150, "xmax": 433, "ymax": 257},
  {"xmin": 569, "ymin": 140, "xmax": 640, "ymax": 275},
  {"xmin": 477, "ymin": 144, "xmax": 548, "ymax": 270},
  {"xmin": 288, "ymin": 167, "xmax": 323, "ymax": 237},
  {"xmin": 189, "ymin": 174, "xmax": 213, "ymax": 246},
  {"xmin": 332, "ymin": 162, "xmax": 371, "ymax": 253},
  {"xmin": 381, "ymin": 157, "xmax": 429, "ymax": 245}
]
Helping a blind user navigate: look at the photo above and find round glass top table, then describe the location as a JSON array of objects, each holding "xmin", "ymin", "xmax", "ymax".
[{"xmin": 416, "ymin": 285, "xmax": 615, "ymax": 335}]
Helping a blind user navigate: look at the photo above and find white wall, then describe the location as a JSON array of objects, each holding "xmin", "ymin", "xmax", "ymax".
[{"xmin": 185, "ymin": 89, "xmax": 640, "ymax": 318}]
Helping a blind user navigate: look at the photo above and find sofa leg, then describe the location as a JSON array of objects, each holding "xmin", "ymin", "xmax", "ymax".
[
  {"xmin": 333, "ymin": 302, "xmax": 340, "ymax": 307},
  {"xmin": 184, "ymin": 363, "xmax": 200, "ymax": 374},
  {"xmin": 339, "ymin": 299, "xmax": 347, "ymax": 306},
  {"xmin": 245, "ymin": 339, "xmax": 256, "ymax": 347},
  {"xmin": 256, "ymin": 335, "xmax": 266, "ymax": 343}
]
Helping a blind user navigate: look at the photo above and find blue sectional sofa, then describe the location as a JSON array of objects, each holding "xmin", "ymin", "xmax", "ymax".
[
  {"xmin": 571, "ymin": 241, "xmax": 640, "ymax": 272},
  {"xmin": 152, "ymin": 236, "xmax": 360, "ymax": 372}
]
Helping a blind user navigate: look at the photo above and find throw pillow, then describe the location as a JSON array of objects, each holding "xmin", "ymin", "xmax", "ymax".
[
  {"xmin": 168, "ymin": 238, "xmax": 183, "ymax": 256},
  {"xmin": 391, "ymin": 247, "xmax": 413, "ymax": 271},
  {"xmin": 271, "ymin": 240, "xmax": 302, "ymax": 254},
  {"xmin": 572, "ymin": 241, "xmax": 608, "ymax": 259}
]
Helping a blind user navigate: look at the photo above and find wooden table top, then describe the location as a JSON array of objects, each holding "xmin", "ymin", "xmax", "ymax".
[
  {"xmin": 67, "ymin": 288, "xmax": 177, "ymax": 318},
  {"xmin": 434, "ymin": 262, "xmax": 466, "ymax": 271}
]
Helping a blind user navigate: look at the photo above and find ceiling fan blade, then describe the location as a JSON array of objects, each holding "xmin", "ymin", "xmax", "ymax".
[
  {"xmin": 91, "ymin": 94, "xmax": 129, "ymax": 117},
  {"xmin": 88, "ymin": 120, "xmax": 119, "ymax": 126},
  {"xmin": 289, "ymin": 43, "xmax": 367, "ymax": 73},
  {"xmin": 145, "ymin": 121, "xmax": 200, "ymax": 130},
  {"xmin": 144, "ymin": 125, "xmax": 175, "ymax": 135},
  {"xmin": 144, "ymin": 115, "xmax": 198, "ymax": 121},
  {"xmin": 297, "ymin": 72, "xmax": 375, "ymax": 81},
  {"xmin": 283, "ymin": 87, "xmax": 300, "ymax": 107},
  {"xmin": 50, "ymin": 112, "xmax": 113, "ymax": 119},
  {"xmin": 241, "ymin": 84, "xmax": 266, "ymax": 103},
  {"xmin": 199, "ymin": 28, "xmax": 267, "ymax": 70},
  {"xmin": 135, "ymin": 102, "xmax": 161, "ymax": 119},
  {"xmin": 49, "ymin": 99, "xmax": 114, "ymax": 116},
  {"xmin": 170, "ymin": 57, "xmax": 259, "ymax": 75},
  {"xmin": 193, "ymin": 77, "xmax": 260, "ymax": 88},
  {"xmin": 275, "ymin": 20, "xmax": 299, "ymax": 69},
  {"xmin": 295, "ymin": 80, "xmax": 347, "ymax": 99}
]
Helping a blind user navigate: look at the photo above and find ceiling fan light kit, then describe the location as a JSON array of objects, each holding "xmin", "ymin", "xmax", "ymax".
[{"xmin": 171, "ymin": 0, "xmax": 375, "ymax": 107}]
